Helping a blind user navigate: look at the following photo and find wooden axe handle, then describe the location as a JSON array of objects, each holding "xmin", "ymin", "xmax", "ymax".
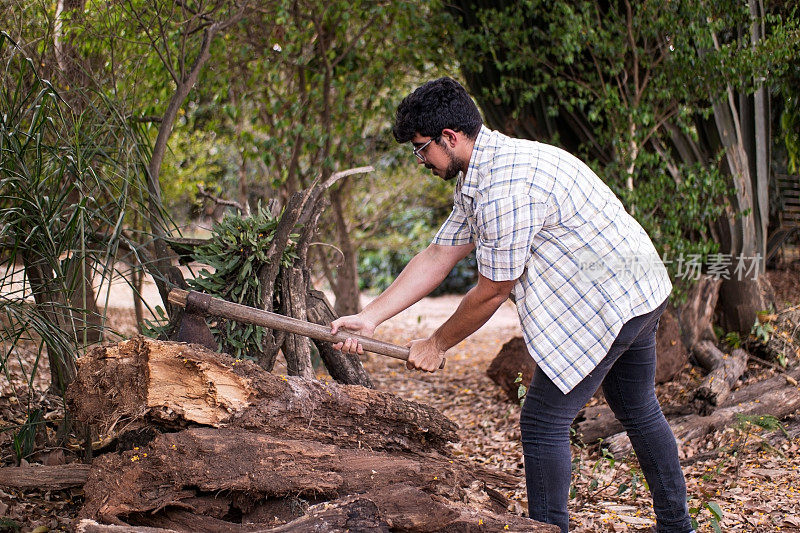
[{"xmin": 168, "ymin": 289, "xmax": 445, "ymax": 369}]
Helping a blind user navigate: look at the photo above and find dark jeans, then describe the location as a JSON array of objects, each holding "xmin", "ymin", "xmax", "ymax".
[{"xmin": 520, "ymin": 299, "xmax": 692, "ymax": 533}]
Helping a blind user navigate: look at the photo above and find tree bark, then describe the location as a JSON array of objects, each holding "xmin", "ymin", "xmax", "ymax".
[
  {"xmin": 280, "ymin": 266, "xmax": 314, "ymax": 379},
  {"xmin": 0, "ymin": 464, "xmax": 90, "ymax": 490},
  {"xmin": 79, "ymin": 426, "xmax": 553, "ymax": 532},
  {"xmin": 691, "ymin": 344, "xmax": 749, "ymax": 414},
  {"xmin": 675, "ymin": 275, "xmax": 721, "ymax": 349},
  {"xmin": 75, "ymin": 520, "xmax": 177, "ymax": 533},
  {"xmin": 21, "ymin": 253, "xmax": 77, "ymax": 393},
  {"xmin": 305, "ymin": 289, "xmax": 373, "ymax": 387},
  {"xmin": 486, "ymin": 336, "xmax": 536, "ymax": 403}
]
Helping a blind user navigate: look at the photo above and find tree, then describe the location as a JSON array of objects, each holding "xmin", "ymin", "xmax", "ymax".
[
  {"xmin": 197, "ymin": 0, "xmax": 452, "ymax": 316},
  {"xmin": 0, "ymin": 29, "xmax": 155, "ymax": 394},
  {"xmin": 448, "ymin": 0, "xmax": 800, "ymax": 330}
]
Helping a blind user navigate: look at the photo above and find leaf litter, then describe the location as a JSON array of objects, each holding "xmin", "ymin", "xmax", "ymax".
[{"xmin": 1, "ymin": 278, "xmax": 800, "ymax": 531}]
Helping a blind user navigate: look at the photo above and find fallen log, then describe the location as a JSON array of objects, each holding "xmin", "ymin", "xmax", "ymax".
[
  {"xmin": 76, "ymin": 520, "xmax": 179, "ymax": 533},
  {"xmin": 598, "ymin": 366, "xmax": 800, "ymax": 458},
  {"xmin": 70, "ymin": 338, "xmax": 554, "ymax": 532},
  {"xmin": 67, "ymin": 336, "xmax": 456, "ymax": 454},
  {"xmin": 574, "ymin": 400, "xmax": 695, "ymax": 446},
  {"xmin": 0, "ymin": 464, "xmax": 90, "ymax": 490},
  {"xmin": 80, "ymin": 427, "xmax": 553, "ymax": 531},
  {"xmin": 673, "ymin": 276, "xmax": 749, "ymax": 414},
  {"xmin": 691, "ymin": 344, "xmax": 749, "ymax": 414}
]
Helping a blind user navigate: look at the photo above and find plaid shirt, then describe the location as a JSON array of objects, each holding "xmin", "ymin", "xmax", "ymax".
[{"xmin": 433, "ymin": 126, "xmax": 672, "ymax": 393}]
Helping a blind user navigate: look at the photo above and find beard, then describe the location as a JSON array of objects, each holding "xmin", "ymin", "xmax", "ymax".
[
  {"xmin": 430, "ymin": 142, "xmax": 462, "ymax": 181},
  {"xmin": 442, "ymin": 156, "xmax": 461, "ymax": 181}
]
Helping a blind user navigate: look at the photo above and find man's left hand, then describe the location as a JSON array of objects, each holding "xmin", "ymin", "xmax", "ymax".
[{"xmin": 405, "ymin": 337, "xmax": 445, "ymax": 372}]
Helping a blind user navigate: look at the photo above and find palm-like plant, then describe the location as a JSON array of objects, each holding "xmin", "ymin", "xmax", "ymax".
[{"xmin": 0, "ymin": 31, "xmax": 163, "ymax": 405}]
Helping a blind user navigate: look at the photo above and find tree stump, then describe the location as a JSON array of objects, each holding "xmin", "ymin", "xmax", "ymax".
[
  {"xmin": 68, "ymin": 338, "xmax": 557, "ymax": 532},
  {"xmin": 489, "ymin": 306, "xmax": 687, "ymax": 404},
  {"xmin": 486, "ymin": 337, "xmax": 536, "ymax": 402},
  {"xmin": 654, "ymin": 306, "xmax": 689, "ymax": 383}
]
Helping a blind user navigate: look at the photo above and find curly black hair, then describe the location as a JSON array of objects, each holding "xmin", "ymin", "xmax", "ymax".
[{"xmin": 393, "ymin": 77, "xmax": 483, "ymax": 143}]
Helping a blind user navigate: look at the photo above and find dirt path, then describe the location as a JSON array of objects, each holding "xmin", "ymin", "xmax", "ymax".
[
  {"xmin": 3, "ymin": 267, "xmax": 800, "ymax": 531},
  {"xmin": 359, "ymin": 290, "xmax": 800, "ymax": 533}
]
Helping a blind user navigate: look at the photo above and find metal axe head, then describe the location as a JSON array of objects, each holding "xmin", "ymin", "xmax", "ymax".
[{"xmin": 172, "ymin": 291, "xmax": 217, "ymax": 351}]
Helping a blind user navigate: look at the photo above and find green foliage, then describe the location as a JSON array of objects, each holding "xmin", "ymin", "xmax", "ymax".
[
  {"xmin": 783, "ymin": 93, "xmax": 800, "ymax": 173},
  {"xmin": 750, "ymin": 317, "xmax": 774, "ymax": 344},
  {"xmin": 11, "ymin": 409, "xmax": 42, "ymax": 466},
  {"xmin": 360, "ymin": 249, "xmax": 477, "ymax": 296},
  {"xmin": 357, "ymin": 198, "xmax": 479, "ymax": 295},
  {"xmin": 723, "ymin": 331, "xmax": 742, "ymax": 349},
  {"xmin": 450, "ymin": 0, "xmax": 800, "ymax": 294},
  {"xmin": 735, "ymin": 413, "xmax": 789, "ymax": 439},
  {"xmin": 0, "ymin": 31, "xmax": 159, "ymax": 395},
  {"xmin": 690, "ymin": 500, "xmax": 724, "ymax": 533},
  {"xmin": 513, "ymin": 372, "xmax": 527, "ymax": 406},
  {"xmin": 618, "ymin": 156, "xmax": 731, "ymax": 282},
  {"xmin": 180, "ymin": 206, "xmax": 297, "ymax": 359},
  {"xmin": 0, "ymin": 518, "xmax": 21, "ymax": 532}
]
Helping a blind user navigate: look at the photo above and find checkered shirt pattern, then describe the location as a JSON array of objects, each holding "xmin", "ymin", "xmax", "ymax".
[{"xmin": 433, "ymin": 126, "xmax": 672, "ymax": 393}]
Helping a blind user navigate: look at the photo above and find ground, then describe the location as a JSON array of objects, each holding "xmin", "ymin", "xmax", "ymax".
[{"xmin": 1, "ymin": 262, "xmax": 799, "ymax": 532}]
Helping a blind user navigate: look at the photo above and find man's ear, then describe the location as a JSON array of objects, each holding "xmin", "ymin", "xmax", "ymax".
[{"xmin": 440, "ymin": 128, "xmax": 460, "ymax": 148}]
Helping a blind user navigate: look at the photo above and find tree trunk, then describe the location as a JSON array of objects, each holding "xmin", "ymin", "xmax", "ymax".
[
  {"xmin": 486, "ymin": 336, "xmax": 536, "ymax": 403},
  {"xmin": 142, "ymin": 11, "xmax": 245, "ymax": 315},
  {"xmin": 132, "ymin": 265, "xmax": 145, "ymax": 334},
  {"xmin": 66, "ymin": 256, "xmax": 104, "ymax": 345},
  {"xmin": 280, "ymin": 266, "xmax": 314, "ymax": 379},
  {"xmin": 21, "ymin": 253, "xmax": 77, "ymax": 394},
  {"xmin": 675, "ymin": 275, "xmax": 721, "ymax": 349},
  {"xmin": 305, "ymin": 289, "xmax": 373, "ymax": 387},
  {"xmin": 329, "ymin": 183, "xmax": 361, "ymax": 316}
]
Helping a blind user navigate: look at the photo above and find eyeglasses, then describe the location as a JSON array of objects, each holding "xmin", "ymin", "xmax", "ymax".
[{"xmin": 412, "ymin": 137, "xmax": 438, "ymax": 162}]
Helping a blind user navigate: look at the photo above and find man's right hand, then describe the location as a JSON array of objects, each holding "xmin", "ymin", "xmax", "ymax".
[{"xmin": 330, "ymin": 314, "xmax": 377, "ymax": 354}]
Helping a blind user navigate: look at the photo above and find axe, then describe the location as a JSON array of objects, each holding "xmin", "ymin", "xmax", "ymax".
[{"xmin": 167, "ymin": 289, "xmax": 445, "ymax": 369}]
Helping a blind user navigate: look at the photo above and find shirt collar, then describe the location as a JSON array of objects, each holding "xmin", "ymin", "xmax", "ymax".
[{"xmin": 458, "ymin": 125, "xmax": 494, "ymax": 199}]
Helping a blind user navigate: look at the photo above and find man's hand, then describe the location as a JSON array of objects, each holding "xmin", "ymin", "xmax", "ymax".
[
  {"xmin": 330, "ymin": 314, "xmax": 377, "ymax": 355},
  {"xmin": 405, "ymin": 337, "xmax": 446, "ymax": 372}
]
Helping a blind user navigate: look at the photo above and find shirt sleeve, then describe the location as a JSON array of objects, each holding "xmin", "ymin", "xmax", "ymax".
[
  {"xmin": 475, "ymin": 195, "xmax": 545, "ymax": 281},
  {"xmin": 432, "ymin": 202, "xmax": 474, "ymax": 246}
]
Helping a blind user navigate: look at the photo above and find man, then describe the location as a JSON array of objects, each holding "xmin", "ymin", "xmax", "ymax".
[{"xmin": 330, "ymin": 77, "xmax": 693, "ymax": 533}]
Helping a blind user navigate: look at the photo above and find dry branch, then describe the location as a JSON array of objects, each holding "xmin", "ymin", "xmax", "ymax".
[
  {"xmin": 691, "ymin": 344, "xmax": 749, "ymax": 413},
  {"xmin": 0, "ymin": 464, "xmax": 90, "ymax": 490}
]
